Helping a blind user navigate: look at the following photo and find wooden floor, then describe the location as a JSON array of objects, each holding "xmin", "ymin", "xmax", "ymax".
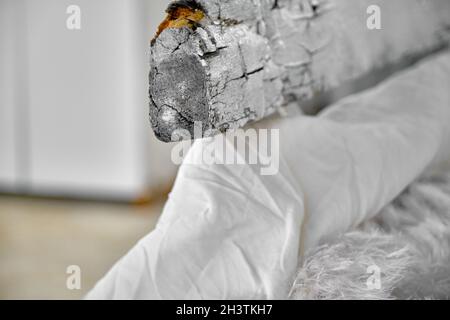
[{"xmin": 0, "ymin": 195, "xmax": 164, "ymax": 300}]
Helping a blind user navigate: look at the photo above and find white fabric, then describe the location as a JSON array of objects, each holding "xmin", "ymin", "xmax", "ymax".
[{"xmin": 86, "ymin": 51, "xmax": 450, "ymax": 300}]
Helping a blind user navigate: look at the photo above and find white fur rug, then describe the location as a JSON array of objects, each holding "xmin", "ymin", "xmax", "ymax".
[{"xmin": 291, "ymin": 172, "xmax": 450, "ymax": 300}]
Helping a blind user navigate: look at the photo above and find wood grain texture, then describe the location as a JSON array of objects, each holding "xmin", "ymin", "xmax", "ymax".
[{"xmin": 149, "ymin": 0, "xmax": 450, "ymax": 142}]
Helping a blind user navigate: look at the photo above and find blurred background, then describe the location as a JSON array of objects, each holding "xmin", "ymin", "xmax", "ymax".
[{"xmin": 0, "ymin": 0, "xmax": 174, "ymax": 299}]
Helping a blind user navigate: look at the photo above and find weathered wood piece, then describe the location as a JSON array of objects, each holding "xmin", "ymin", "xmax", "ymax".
[{"xmin": 149, "ymin": 0, "xmax": 450, "ymax": 142}]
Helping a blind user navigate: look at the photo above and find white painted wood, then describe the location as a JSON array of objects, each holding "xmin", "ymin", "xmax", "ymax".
[{"xmin": 149, "ymin": 0, "xmax": 450, "ymax": 142}]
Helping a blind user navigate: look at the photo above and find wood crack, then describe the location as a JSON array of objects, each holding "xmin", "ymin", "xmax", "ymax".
[{"xmin": 149, "ymin": 0, "xmax": 450, "ymax": 142}]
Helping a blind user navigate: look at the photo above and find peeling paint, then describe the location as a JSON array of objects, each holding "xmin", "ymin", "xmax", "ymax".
[{"xmin": 149, "ymin": 0, "xmax": 450, "ymax": 142}]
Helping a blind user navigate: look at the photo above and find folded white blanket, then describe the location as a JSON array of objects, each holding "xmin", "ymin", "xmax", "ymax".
[
  {"xmin": 86, "ymin": 50, "xmax": 450, "ymax": 300},
  {"xmin": 291, "ymin": 172, "xmax": 450, "ymax": 299}
]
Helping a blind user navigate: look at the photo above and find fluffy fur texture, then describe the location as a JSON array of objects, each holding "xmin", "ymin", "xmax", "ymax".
[{"xmin": 291, "ymin": 172, "xmax": 450, "ymax": 300}]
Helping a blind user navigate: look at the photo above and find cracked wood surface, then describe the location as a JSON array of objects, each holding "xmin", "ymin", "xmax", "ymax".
[{"xmin": 149, "ymin": 0, "xmax": 450, "ymax": 142}]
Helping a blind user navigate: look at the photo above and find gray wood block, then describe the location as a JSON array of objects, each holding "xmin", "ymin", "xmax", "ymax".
[{"xmin": 149, "ymin": 0, "xmax": 450, "ymax": 142}]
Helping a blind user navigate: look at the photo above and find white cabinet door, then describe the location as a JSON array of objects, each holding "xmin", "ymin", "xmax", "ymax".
[
  {"xmin": 0, "ymin": 0, "xmax": 174, "ymax": 200},
  {"xmin": 0, "ymin": 1, "xmax": 21, "ymax": 190},
  {"xmin": 25, "ymin": 0, "xmax": 174, "ymax": 200}
]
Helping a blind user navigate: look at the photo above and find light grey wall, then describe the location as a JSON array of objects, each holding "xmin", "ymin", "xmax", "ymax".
[{"xmin": 0, "ymin": 0, "xmax": 174, "ymax": 200}]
